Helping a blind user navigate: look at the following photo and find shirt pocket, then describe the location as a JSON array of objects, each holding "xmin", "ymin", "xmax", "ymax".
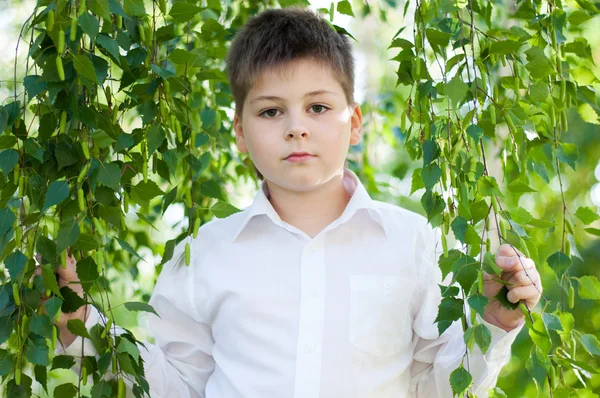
[{"xmin": 349, "ymin": 275, "xmax": 414, "ymax": 358}]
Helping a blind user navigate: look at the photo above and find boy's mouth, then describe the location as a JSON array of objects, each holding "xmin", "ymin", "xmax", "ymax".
[{"xmin": 285, "ymin": 152, "xmax": 316, "ymax": 162}]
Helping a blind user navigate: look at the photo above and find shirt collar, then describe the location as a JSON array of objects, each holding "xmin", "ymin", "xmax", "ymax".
[{"xmin": 230, "ymin": 168, "xmax": 388, "ymax": 243}]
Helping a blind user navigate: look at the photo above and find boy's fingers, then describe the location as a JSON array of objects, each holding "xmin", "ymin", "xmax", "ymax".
[
  {"xmin": 495, "ymin": 256, "xmax": 535, "ymax": 272},
  {"xmin": 505, "ymin": 269, "xmax": 541, "ymax": 288},
  {"xmin": 506, "ymin": 284, "xmax": 543, "ymax": 304},
  {"xmin": 496, "ymin": 244, "xmax": 524, "ymax": 258}
]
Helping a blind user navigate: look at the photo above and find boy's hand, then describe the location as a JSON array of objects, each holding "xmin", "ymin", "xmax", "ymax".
[
  {"xmin": 482, "ymin": 244, "xmax": 542, "ymax": 332},
  {"xmin": 34, "ymin": 248, "xmax": 90, "ymax": 349}
]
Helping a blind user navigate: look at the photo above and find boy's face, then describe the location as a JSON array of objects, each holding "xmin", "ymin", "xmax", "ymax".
[{"xmin": 233, "ymin": 57, "xmax": 362, "ymax": 194}]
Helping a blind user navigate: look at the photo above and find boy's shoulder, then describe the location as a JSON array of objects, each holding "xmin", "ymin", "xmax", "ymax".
[{"xmin": 371, "ymin": 199, "xmax": 431, "ymax": 231}]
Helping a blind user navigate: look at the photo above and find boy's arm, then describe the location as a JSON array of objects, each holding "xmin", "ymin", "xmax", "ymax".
[
  {"xmin": 408, "ymin": 224, "xmax": 524, "ymax": 398},
  {"xmin": 55, "ymin": 241, "xmax": 215, "ymax": 398}
]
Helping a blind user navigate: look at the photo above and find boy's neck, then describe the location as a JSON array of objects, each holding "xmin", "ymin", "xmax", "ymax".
[{"xmin": 265, "ymin": 172, "xmax": 351, "ymax": 239}]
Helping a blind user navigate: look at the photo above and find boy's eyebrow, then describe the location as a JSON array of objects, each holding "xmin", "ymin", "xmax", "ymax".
[{"xmin": 249, "ymin": 90, "xmax": 341, "ymax": 104}]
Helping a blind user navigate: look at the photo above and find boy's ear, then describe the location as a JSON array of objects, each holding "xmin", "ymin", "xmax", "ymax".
[
  {"xmin": 349, "ymin": 102, "xmax": 363, "ymax": 146},
  {"xmin": 233, "ymin": 113, "xmax": 248, "ymax": 153}
]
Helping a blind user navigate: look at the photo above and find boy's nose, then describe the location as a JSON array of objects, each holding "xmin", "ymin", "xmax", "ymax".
[{"xmin": 285, "ymin": 125, "xmax": 311, "ymax": 140}]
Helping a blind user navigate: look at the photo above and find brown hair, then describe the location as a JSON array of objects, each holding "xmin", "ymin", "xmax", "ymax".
[{"xmin": 225, "ymin": 6, "xmax": 356, "ymax": 119}]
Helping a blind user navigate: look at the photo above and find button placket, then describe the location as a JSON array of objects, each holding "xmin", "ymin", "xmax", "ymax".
[{"xmin": 293, "ymin": 239, "xmax": 326, "ymax": 397}]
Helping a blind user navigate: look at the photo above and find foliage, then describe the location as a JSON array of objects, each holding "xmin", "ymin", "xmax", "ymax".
[{"xmin": 0, "ymin": 0, "xmax": 599, "ymax": 396}]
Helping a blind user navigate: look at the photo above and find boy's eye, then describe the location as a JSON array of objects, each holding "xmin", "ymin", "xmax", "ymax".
[{"xmin": 259, "ymin": 105, "xmax": 330, "ymax": 118}]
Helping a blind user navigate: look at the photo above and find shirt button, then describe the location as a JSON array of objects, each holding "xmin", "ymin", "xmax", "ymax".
[
  {"xmin": 309, "ymin": 288, "xmax": 318, "ymax": 297},
  {"xmin": 383, "ymin": 280, "xmax": 392, "ymax": 289},
  {"xmin": 305, "ymin": 343, "xmax": 316, "ymax": 352}
]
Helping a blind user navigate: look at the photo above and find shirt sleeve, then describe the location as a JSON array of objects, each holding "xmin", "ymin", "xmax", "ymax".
[
  {"xmin": 408, "ymin": 222, "xmax": 524, "ymax": 398},
  {"xmin": 56, "ymin": 240, "xmax": 215, "ymax": 398}
]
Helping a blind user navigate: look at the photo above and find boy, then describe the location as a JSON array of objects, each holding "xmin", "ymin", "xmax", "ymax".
[{"xmin": 53, "ymin": 7, "xmax": 542, "ymax": 397}]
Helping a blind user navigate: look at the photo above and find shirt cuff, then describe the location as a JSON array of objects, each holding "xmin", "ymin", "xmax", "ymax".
[
  {"xmin": 55, "ymin": 305, "xmax": 104, "ymax": 357},
  {"xmin": 477, "ymin": 313, "xmax": 524, "ymax": 360}
]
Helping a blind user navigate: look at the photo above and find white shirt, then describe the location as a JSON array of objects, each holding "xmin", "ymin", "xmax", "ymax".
[{"xmin": 60, "ymin": 168, "xmax": 522, "ymax": 398}]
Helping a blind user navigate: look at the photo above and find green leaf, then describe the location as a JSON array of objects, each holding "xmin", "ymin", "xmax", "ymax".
[
  {"xmin": 96, "ymin": 34, "xmax": 121, "ymax": 62},
  {"xmin": 0, "ymin": 349, "xmax": 14, "ymax": 376},
  {"xmin": 410, "ymin": 167, "xmax": 424, "ymax": 194},
  {"xmin": 451, "ymin": 216, "xmax": 481, "ymax": 246},
  {"xmin": 388, "ymin": 38, "xmax": 413, "ymax": 49},
  {"xmin": 584, "ymin": 227, "xmax": 600, "ymax": 236},
  {"xmin": 115, "ymin": 237, "xmax": 144, "ymax": 261},
  {"xmin": 526, "ymin": 347, "xmax": 549, "ymax": 388},
  {"xmin": 200, "ymin": 180, "xmax": 224, "ymax": 200},
  {"xmin": 26, "ymin": 338, "xmax": 50, "ymax": 366},
  {"xmin": 490, "ymin": 40, "xmax": 524, "ymax": 54},
  {"xmin": 477, "ymin": 176, "xmax": 503, "ymax": 197},
  {"xmin": 117, "ymin": 336, "xmax": 140, "ymax": 362},
  {"xmin": 572, "ymin": 66, "xmax": 599, "ymax": 85},
  {"xmin": 422, "ymin": 140, "xmax": 439, "ymax": 166},
  {"xmin": 0, "ymin": 208, "xmax": 15, "ymax": 239},
  {"xmin": 439, "ymin": 250, "xmax": 462, "ymax": 280},
  {"xmin": 210, "ymin": 201, "xmax": 241, "ymax": 219},
  {"xmin": 130, "ymin": 180, "xmax": 164, "ymax": 208},
  {"xmin": 41, "ymin": 264, "xmax": 62, "ymax": 298},
  {"xmin": 90, "ymin": 130, "xmax": 116, "ymax": 148},
  {"xmin": 466, "ymin": 124, "xmax": 483, "ymax": 141},
  {"xmin": 60, "ymin": 286, "xmax": 87, "ymax": 313},
  {"xmin": 57, "ymin": 218, "xmax": 80, "ymax": 253},
  {"xmin": 124, "ymin": 301, "xmax": 159, "ymax": 317},
  {"xmin": 577, "ymin": 103, "xmax": 600, "ymax": 124},
  {"xmin": 575, "ymin": 206, "xmax": 600, "ymax": 225},
  {"xmin": 541, "ymin": 312, "xmax": 563, "ymax": 331},
  {"xmin": 5, "ymin": 250, "xmax": 27, "ymax": 280},
  {"xmin": 89, "ymin": 0, "xmax": 111, "ymax": 20},
  {"xmin": 169, "ymin": 2, "xmax": 203, "ymax": 23},
  {"xmin": 75, "ymin": 256, "xmax": 99, "ymax": 292},
  {"xmin": 451, "ymin": 254, "xmax": 479, "ymax": 291},
  {"xmin": 91, "ymin": 380, "xmax": 112, "ymax": 398},
  {"xmin": 42, "ymin": 180, "xmax": 69, "ymax": 212},
  {"xmin": 483, "ymin": 252, "xmax": 502, "ymax": 277},
  {"xmin": 446, "ymin": 75, "xmax": 468, "ymax": 105},
  {"xmin": 425, "ymin": 28, "xmax": 451, "ymax": 47},
  {"xmin": 580, "ymin": 334, "xmax": 600, "ymax": 356},
  {"xmin": 546, "ymin": 251, "xmax": 572, "ymax": 276},
  {"xmin": 51, "ymin": 355, "xmax": 75, "ymax": 370},
  {"xmin": 67, "ymin": 319, "xmax": 91, "ymax": 339},
  {"xmin": 473, "ymin": 323, "xmax": 492, "ymax": 354},
  {"xmin": 578, "ymin": 275, "xmax": 600, "ymax": 300},
  {"xmin": 450, "ymin": 365, "xmax": 472, "ymax": 396},
  {"xmin": 74, "ymin": 233, "xmax": 101, "ymax": 251},
  {"xmin": 468, "ymin": 294, "xmax": 488, "ymax": 318},
  {"xmin": 421, "ymin": 163, "xmax": 441, "ymax": 191},
  {"xmin": 72, "ymin": 55, "xmax": 98, "ymax": 84},
  {"xmin": 557, "ymin": 143, "xmax": 579, "ymax": 170},
  {"xmin": 0, "ymin": 149, "xmax": 19, "ymax": 175},
  {"xmin": 44, "ymin": 296, "xmax": 63, "ymax": 319},
  {"xmin": 54, "ymin": 383, "xmax": 78, "ymax": 398},
  {"xmin": 337, "ymin": 0, "xmax": 354, "ymax": 16},
  {"xmin": 79, "ymin": 13, "xmax": 99, "ymax": 41},
  {"xmin": 524, "ymin": 47, "xmax": 554, "ymax": 79},
  {"xmin": 568, "ymin": 10, "xmax": 593, "ymax": 25},
  {"xmin": 29, "ymin": 314, "xmax": 53, "ymax": 338},
  {"xmin": 98, "ymin": 162, "xmax": 121, "ymax": 191},
  {"xmin": 494, "ymin": 285, "xmax": 519, "ymax": 310},
  {"xmin": 507, "ymin": 180, "xmax": 537, "ymax": 193},
  {"xmin": 435, "ymin": 296, "xmax": 463, "ymax": 335},
  {"xmin": 168, "ymin": 49, "xmax": 199, "ymax": 64},
  {"xmin": 421, "ymin": 191, "xmax": 445, "ymax": 222},
  {"xmin": 124, "ymin": 0, "xmax": 146, "ymax": 16}
]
